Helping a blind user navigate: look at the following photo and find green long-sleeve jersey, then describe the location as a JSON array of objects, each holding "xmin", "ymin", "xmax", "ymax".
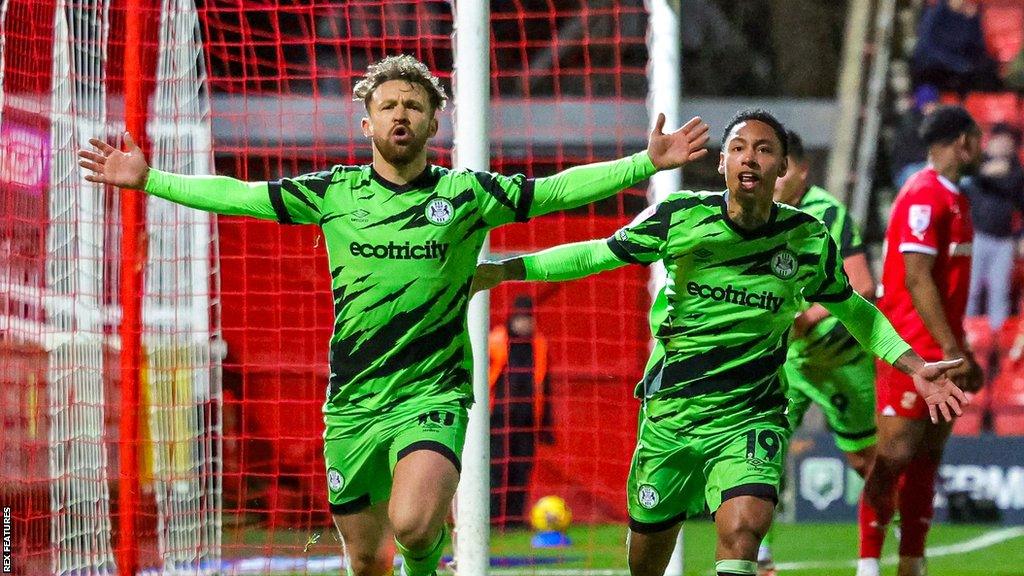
[
  {"xmin": 520, "ymin": 190, "xmax": 911, "ymax": 432},
  {"xmin": 144, "ymin": 152, "xmax": 656, "ymax": 417},
  {"xmin": 786, "ymin": 185, "xmax": 870, "ymax": 367}
]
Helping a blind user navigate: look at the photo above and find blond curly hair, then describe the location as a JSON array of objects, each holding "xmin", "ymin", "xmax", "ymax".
[{"xmin": 353, "ymin": 55, "xmax": 448, "ymax": 112}]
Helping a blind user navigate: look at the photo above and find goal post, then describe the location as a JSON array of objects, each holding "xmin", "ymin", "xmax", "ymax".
[
  {"xmin": 645, "ymin": 1, "xmax": 684, "ymax": 573},
  {"xmin": 453, "ymin": 0, "xmax": 491, "ymax": 574}
]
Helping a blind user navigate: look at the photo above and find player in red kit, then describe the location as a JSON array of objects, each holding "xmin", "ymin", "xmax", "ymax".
[{"xmin": 857, "ymin": 105, "xmax": 984, "ymax": 576}]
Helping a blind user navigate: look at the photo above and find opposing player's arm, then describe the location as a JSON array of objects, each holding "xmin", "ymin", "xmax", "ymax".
[
  {"xmin": 79, "ymin": 131, "xmax": 322, "ymax": 223},
  {"xmin": 902, "ymin": 252, "xmax": 960, "ymax": 354},
  {"xmin": 819, "ymin": 291, "xmax": 968, "ymax": 423}
]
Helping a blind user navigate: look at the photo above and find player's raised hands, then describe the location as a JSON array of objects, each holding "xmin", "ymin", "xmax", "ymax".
[
  {"xmin": 911, "ymin": 358, "xmax": 970, "ymax": 424},
  {"xmin": 646, "ymin": 114, "xmax": 710, "ymax": 170},
  {"xmin": 78, "ymin": 131, "xmax": 149, "ymax": 190}
]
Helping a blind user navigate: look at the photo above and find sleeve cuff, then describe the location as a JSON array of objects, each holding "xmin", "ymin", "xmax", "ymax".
[
  {"xmin": 606, "ymin": 237, "xmax": 643, "ymax": 264},
  {"xmin": 522, "ymin": 256, "xmax": 543, "ymax": 281},
  {"xmin": 883, "ymin": 341, "xmax": 913, "ymax": 365},
  {"xmin": 143, "ymin": 168, "xmax": 166, "ymax": 193},
  {"xmin": 840, "ymin": 244, "xmax": 867, "ymax": 258},
  {"xmin": 634, "ymin": 151, "xmax": 657, "ymax": 179}
]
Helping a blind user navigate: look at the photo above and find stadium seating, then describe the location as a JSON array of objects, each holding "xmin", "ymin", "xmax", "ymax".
[
  {"xmin": 963, "ymin": 92, "xmax": 1021, "ymax": 128},
  {"xmin": 958, "ymin": 316, "xmax": 997, "ymax": 435},
  {"xmin": 980, "ymin": 0, "xmax": 1024, "ymax": 64},
  {"xmin": 989, "ymin": 357, "xmax": 1024, "ymax": 436}
]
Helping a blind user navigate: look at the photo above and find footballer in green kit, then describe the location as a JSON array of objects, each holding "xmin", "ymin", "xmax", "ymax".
[
  {"xmin": 755, "ymin": 130, "xmax": 880, "ymax": 575},
  {"xmin": 775, "ymin": 131, "xmax": 879, "ymax": 465},
  {"xmin": 79, "ymin": 55, "xmax": 713, "ymax": 576},
  {"xmin": 473, "ymin": 109, "xmax": 968, "ymax": 576}
]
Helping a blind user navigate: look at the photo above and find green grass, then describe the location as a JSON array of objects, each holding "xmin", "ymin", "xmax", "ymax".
[
  {"xmin": 230, "ymin": 521, "xmax": 1024, "ymax": 575},
  {"xmin": 488, "ymin": 522, "xmax": 1023, "ymax": 575}
]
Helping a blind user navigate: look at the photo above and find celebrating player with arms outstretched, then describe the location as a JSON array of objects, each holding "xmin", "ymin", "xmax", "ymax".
[
  {"xmin": 78, "ymin": 55, "xmax": 710, "ymax": 576},
  {"xmin": 473, "ymin": 109, "xmax": 968, "ymax": 576}
]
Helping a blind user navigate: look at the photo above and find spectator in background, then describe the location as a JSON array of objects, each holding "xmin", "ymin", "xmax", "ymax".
[
  {"xmin": 964, "ymin": 123, "xmax": 1024, "ymax": 351},
  {"xmin": 891, "ymin": 84, "xmax": 941, "ymax": 189},
  {"xmin": 910, "ymin": 0, "xmax": 1001, "ymax": 94},
  {"xmin": 488, "ymin": 295, "xmax": 554, "ymax": 529}
]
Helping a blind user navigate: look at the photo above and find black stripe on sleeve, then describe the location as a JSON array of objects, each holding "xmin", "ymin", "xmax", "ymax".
[
  {"xmin": 821, "ymin": 205, "xmax": 839, "ymax": 231},
  {"xmin": 832, "ymin": 425, "xmax": 877, "ymax": 441},
  {"xmin": 474, "ymin": 171, "xmax": 516, "ymax": 213},
  {"xmin": 806, "ymin": 284, "xmax": 854, "ymax": 303},
  {"xmin": 607, "ymin": 237, "xmax": 644, "ymax": 264},
  {"xmin": 515, "ymin": 178, "xmax": 535, "ymax": 223},
  {"xmin": 267, "ymin": 180, "xmax": 293, "ymax": 224},
  {"xmin": 835, "ymin": 212, "xmax": 860, "ymax": 250},
  {"xmin": 820, "ymin": 234, "xmax": 839, "ymax": 286}
]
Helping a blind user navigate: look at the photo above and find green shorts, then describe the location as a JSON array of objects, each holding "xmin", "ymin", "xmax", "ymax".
[
  {"xmin": 322, "ymin": 393, "xmax": 469, "ymax": 514},
  {"xmin": 626, "ymin": 409, "xmax": 788, "ymax": 532},
  {"xmin": 782, "ymin": 352, "xmax": 877, "ymax": 453}
]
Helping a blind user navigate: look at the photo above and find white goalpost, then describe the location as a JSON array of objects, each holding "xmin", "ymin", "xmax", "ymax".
[
  {"xmin": 454, "ymin": 0, "xmax": 492, "ymax": 573},
  {"xmin": 645, "ymin": 1, "xmax": 685, "ymax": 574}
]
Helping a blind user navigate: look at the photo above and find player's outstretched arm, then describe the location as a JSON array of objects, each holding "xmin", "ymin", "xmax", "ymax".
[
  {"xmin": 821, "ymin": 292, "xmax": 967, "ymax": 423},
  {"xmin": 527, "ymin": 115, "xmax": 709, "ymax": 217},
  {"xmin": 79, "ymin": 131, "xmax": 285, "ymax": 221},
  {"xmin": 472, "ymin": 239, "xmax": 628, "ymax": 294}
]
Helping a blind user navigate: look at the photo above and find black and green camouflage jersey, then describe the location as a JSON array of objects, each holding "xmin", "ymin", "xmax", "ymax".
[
  {"xmin": 555, "ymin": 189, "xmax": 909, "ymax": 432},
  {"xmin": 786, "ymin": 185, "xmax": 870, "ymax": 367},
  {"xmin": 144, "ymin": 153, "xmax": 656, "ymax": 417}
]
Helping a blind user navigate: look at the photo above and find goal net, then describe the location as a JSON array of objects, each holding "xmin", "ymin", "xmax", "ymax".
[{"xmin": 1, "ymin": 0, "xmax": 219, "ymax": 574}]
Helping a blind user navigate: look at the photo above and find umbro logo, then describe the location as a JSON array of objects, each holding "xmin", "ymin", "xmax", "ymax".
[
  {"xmin": 693, "ymin": 248, "xmax": 713, "ymax": 260},
  {"xmin": 350, "ymin": 209, "xmax": 370, "ymax": 222}
]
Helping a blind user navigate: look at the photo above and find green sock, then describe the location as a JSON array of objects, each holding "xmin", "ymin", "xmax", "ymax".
[
  {"xmin": 395, "ymin": 526, "xmax": 446, "ymax": 576},
  {"xmin": 715, "ymin": 558, "xmax": 757, "ymax": 575}
]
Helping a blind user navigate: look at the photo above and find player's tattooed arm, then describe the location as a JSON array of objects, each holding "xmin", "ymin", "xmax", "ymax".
[{"xmin": 893, "ymin": 349, "xmax": 969, "ymax": 424}]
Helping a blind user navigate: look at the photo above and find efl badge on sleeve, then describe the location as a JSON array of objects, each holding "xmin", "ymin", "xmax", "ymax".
[{"xmin": 908, "ymin": 204, "xmax": 931, "ymax": 241}]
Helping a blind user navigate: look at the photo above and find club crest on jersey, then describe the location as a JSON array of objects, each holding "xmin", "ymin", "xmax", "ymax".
[
  {"xmin": 908, "ymin": 204, "xmax": 931, "ymax": 241},
  {"xmin": 637, "ymin": 484, "xmax": 660, "ymax": 509},
  {"xmin": 770, "ymin": 248, "xmax": 798, "ymax": 280},
  {"xmin": 425, "ymin": 197, "xmax": 454, "ymax": 225},
  {"xmin": 327, "ymin": 468, "xmax": 345, "ymax": 492}
]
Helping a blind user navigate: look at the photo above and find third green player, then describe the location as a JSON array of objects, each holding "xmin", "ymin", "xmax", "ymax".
[
  {"xmin": 755, "ymin": 129, "xmax": 881, "ymax": 575},
  {"xmin": 473, "ymin": 109, "xmax": 968, "ymax": 576}
]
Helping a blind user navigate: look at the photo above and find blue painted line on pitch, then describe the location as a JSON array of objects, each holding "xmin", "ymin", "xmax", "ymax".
[{"xmin": 192, "ymin": 553, "xmax": 581, "ymax": 574}]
